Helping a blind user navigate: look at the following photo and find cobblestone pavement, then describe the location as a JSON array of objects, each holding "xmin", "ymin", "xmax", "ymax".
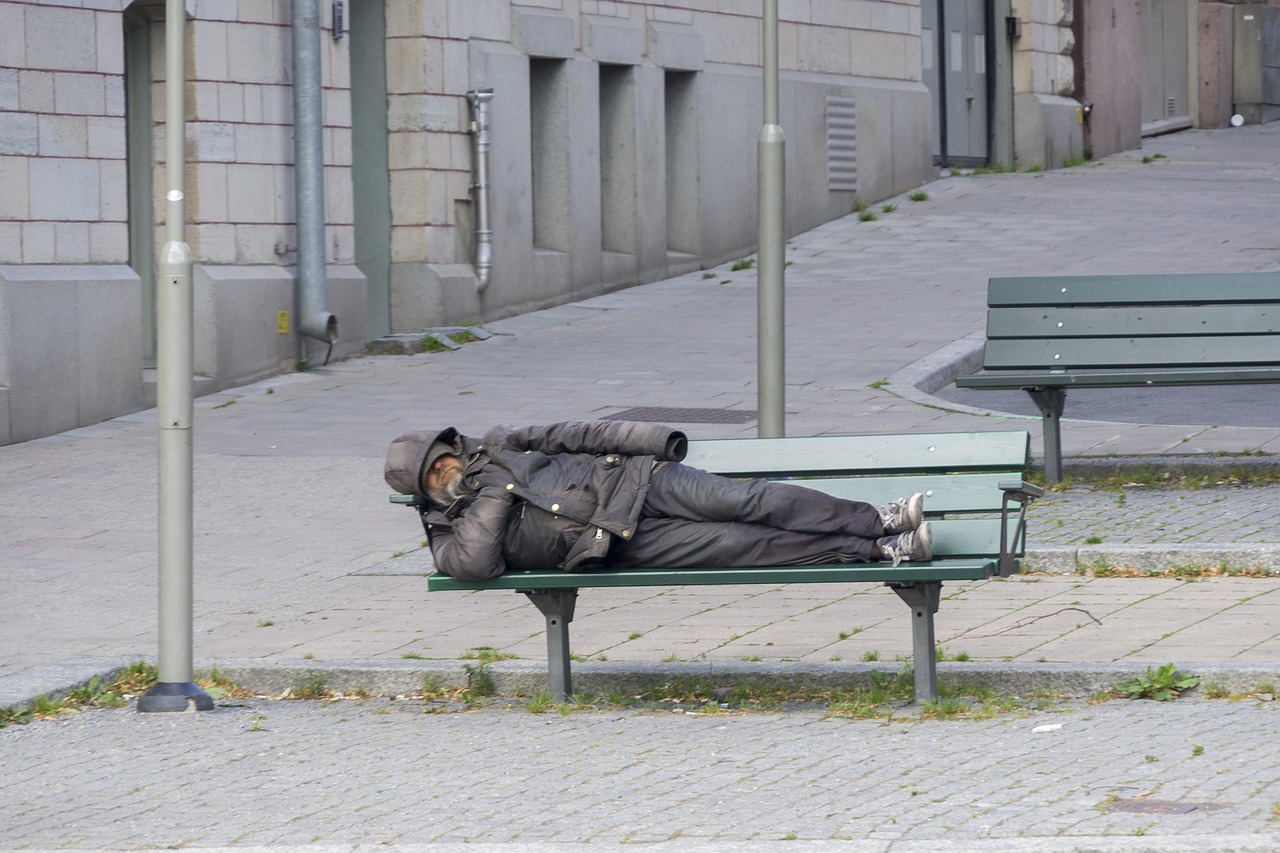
[
  {"xmin": 1027, "ymin": 483, "xmax": 1280, "ymax": 548},
  {"xmin": 3, "ymin": 698, "xmax": 1279, "ymax": 850}
]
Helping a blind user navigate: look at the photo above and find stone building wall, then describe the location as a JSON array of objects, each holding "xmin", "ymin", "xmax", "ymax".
[{"xmin": 0, "ymin": 0, "xmax": 936, "ymax": 445}]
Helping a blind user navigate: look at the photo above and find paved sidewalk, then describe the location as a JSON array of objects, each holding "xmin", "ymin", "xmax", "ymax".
[{"xmin": 3, "ymin": 123, "xmax": 1280, "ymax": 851}]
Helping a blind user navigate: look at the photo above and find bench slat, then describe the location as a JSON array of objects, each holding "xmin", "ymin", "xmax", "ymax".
[
  {"xmin": 423, "ymin": 518, "xmax": 1013, "ymax": 592},
  {"xmin": 427, "ymin": 558, "xmax": 1000, "ymax": 591},
  {"xmin": 987, "ymin": 305, "xmax": 1280, "ymax": 339},
  {"xmin": 989, "ymin": 272, "xmax": 1280, "ymax": 306},
  {"xmin": 926, "ymin": 518, "xmax": 1015, "ymax": 556},
  {"xmin": 791, "ymin": 472, "xmax": 1021, "ymax": 513},
  {"xmin": 958, "ymin": 366, "xmax": 1280, "ymax": 389},
  {"xmin": 683, "ymin": 431, "xmax": 1029, "ymax": 477},
  {"xmin": 981, "ymin": 335, "xmax": 1280, "ymax": 370}
]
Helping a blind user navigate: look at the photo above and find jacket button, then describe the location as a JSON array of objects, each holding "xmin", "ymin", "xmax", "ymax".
[
  {"xmin": 551, "ymin": 503, "xmax": 560, "ymax": 512},
  {"xmin": 622, "ymin": 529, "xmax": 631, "ymax": 538},
  {"xmin": 506, "ymin": 483, "xmax": 515, "ymax": 490}
]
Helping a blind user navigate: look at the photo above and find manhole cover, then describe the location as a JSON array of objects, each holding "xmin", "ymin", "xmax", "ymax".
[
  {"xmin": 1105, "ymin": 799, "xmax": 1225, "ymax": 815},
  {"xmin": 603, "ymin": 406, "xmax": 758, "ymax": 424}
]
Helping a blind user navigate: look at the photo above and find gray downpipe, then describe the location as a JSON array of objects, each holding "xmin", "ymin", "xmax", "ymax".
[
  {"xmin": 292, "ymin": 0, "xmax": 338, "ymax": 350},
  {"xmin": 467, "ymin": 89, "xmax": 494, "ymax": 292}
]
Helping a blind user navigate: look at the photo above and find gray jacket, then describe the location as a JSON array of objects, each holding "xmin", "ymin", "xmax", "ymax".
[{"xmin": 420, "ymin": 421, "xmax": 687, "ymax": 579}]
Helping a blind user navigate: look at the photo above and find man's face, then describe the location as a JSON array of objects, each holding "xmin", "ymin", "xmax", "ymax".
[{"xmin": 423, "ymin": 453, "xmax": 466, "ymax": 506}]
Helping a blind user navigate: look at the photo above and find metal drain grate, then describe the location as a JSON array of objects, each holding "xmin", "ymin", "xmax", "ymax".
[
  {"xmin": 602, "ymin": 406, "xmax": 758, "ymax": 424},
  {"xmin": 1105, "ymin": 799, "xmax": 1225, "ymax": 815}
]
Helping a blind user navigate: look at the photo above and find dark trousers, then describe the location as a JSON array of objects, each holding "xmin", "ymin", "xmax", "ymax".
[{"xmin": 608, "ymin": 463, "xmax": 886, "ymax": 568}]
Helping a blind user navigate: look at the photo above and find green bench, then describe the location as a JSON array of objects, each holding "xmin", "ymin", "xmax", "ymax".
[
  {"xmin": 956, "ymin": 272, "xmax": 1280, "ymax": 483},
  {"xmin": 392, "ymin": 430, "xmax": 1039, "ymax": 702}
]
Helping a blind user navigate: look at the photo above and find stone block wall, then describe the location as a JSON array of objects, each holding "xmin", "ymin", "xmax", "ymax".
[
  {"xmin": 1011, "ymin": 0, "xmax": 1085, "ymax": 166},
  {"xmin": 0, "ymin": 2, "xmax": 128, "ymax": 265},
  {"xmin": 389, "ymin": 0, "xmax": 934, "ymax": 331},
  {"xmin": 184, "ymin": 2, "xmax": 354, "ymax": 269}
]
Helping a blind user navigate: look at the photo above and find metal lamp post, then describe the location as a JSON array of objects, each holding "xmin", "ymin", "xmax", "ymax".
[
  {"xmin": 138, "ymin": 0, "xmax": 213, "ymax": 713},
  {"xmin": 757, "ymin": 0, "xmax": 786, "ymax": 438}
]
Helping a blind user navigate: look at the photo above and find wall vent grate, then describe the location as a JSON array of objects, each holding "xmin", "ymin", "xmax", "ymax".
[{"xmin": 827, "ymin": 96, "xmax": 857, "ymax": 192}]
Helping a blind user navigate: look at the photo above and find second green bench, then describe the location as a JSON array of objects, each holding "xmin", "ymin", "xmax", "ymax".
[{"xmin": 957, "ymin": 272, "xmax": 1280, "ymax": 482}]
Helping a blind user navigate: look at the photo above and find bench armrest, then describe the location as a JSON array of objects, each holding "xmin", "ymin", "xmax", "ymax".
[
  {"xmin": 999, "ymin": 480, "xmax": 1044, "ymax": 501},
  {"xmin": 996, "ymin": 480, "xmax": 1040, "ymax": 577}
]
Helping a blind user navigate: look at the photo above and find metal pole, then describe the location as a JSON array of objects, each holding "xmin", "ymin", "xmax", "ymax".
[
  {"xmin": 757, "ymin": 0, "xmax": 786, "ymax": 437},
  {"xmin": 139, "ymin": 0, "xmax": 213, "ymax": 713},
  {"xmin": 293, "ymin": 0, "xmax": 338, "ymax": 350}
]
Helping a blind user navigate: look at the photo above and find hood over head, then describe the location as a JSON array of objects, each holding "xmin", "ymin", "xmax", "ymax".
[{"xmin": 384, "ymin": 427, "xmax": 461, "ymax": 495}]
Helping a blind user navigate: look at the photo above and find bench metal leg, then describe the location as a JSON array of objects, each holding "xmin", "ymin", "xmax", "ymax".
[
  {"xmin": 1026, "ymin": 387, "xmax": 1066, "ymax": 484},
  {"xmin": 890, "ymin": 581, "xmax": 941, "ymax": 703},
  {"xmin": 523, "ymin": 589, "xmax": 577, "ymax": 701},
  {"xmin": 999, "ymin": 491, "xmax": 1033, "ymax": 577}
]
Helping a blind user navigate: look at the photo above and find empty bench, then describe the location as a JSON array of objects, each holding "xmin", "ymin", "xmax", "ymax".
[
  {"xmin": 956, "ymin": 272, "xmax": 1280, "ymax": 483},
  {"xmin": 392, "ymin": 430, "xmax": 1040, "ymax": 702}
]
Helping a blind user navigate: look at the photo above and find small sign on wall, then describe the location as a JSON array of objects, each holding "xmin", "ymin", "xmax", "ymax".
[{"xmin": 277, "ymin": 310, "xmax": 290, "ymax": 334}]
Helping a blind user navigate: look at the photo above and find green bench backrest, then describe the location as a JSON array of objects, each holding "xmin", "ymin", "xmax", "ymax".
[
  {"xmin": 686, "ymin": 431, "xmax": 1031, "ymax": 560},
  {"xmin": 683, "ymin": 431, "xmax": 1029, "ymax": 478},
  {"xmin": 983, "ymin": 273, "xmax": 1280, "ymax": 370}
]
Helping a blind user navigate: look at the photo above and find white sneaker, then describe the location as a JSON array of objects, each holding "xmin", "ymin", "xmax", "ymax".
[
  {"xmin": 879, "ymin": 493, "xmax": 924, "ymax": 535},
  {"xmin": 876, "ymin": 522, "xmax": 933, "ymax": 567}
]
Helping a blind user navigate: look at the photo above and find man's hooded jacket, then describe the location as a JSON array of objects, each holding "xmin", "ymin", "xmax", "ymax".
[{"xmin": 415, "ymin": 421, "xmax": 687, "ymax": 579}]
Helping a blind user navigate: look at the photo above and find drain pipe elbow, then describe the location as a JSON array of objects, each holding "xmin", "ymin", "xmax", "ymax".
[
  {"xmin": 474, "ymin": 239, "xmax": 493, "ymax": 291},
  {"xmin": 300, "ymin": 309, "xmax": 338, "ymax": 345},
  {"xmin": 467, "ymin": 89, "xmax": 494, "ymax": 292}
]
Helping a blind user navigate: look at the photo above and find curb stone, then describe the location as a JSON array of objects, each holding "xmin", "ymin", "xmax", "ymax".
[
  {"xmin": 195, "ymin": 659, "xmax": 1280, "ymax": 703},
  {"xmin": 1025, "ymin": 545, "xmax": 1280, "ymax": 575},
  {"xmin": 892, "ymin": 339, "xmax": 1280, "ymax": 479},
  {"xmin": 7, "ymin": 657, "xmax": 1280, "ymax": 716},
  {"xmin": 0, "ymin": 656, "xmax": 141, "ymax": 712}
]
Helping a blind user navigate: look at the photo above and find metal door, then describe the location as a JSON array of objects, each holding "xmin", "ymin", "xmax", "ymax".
[
  {"xmin": 923, "ymin": 0, "xmax": 990, "ymax": 166},
  {"xmin": 1141, "ymin": 0, "xmax": 1191, "ymax": 134},
  {"xmin": 349, "ymin": 0, "xmax": 392, "ymax": 339}
]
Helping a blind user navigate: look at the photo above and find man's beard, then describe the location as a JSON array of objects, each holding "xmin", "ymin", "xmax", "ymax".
[{"xmin": 426, "ymin": 471, "xmax": 472, "ymax": 509}]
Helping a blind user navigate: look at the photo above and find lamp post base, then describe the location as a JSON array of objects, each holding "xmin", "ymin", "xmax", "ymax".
[{"xmin": 137, "ymin": 681, "xmax": 215, "ymax": 713}]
